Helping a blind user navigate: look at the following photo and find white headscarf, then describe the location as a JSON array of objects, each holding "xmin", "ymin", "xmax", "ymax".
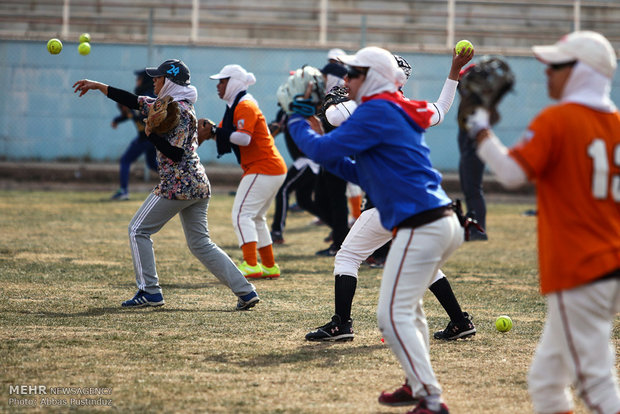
[
  {"xmin": 222, "ymin": 67, "xmax": 257, "ymax": 106},
  {"xmin": 561, "ymin": 61, "xmax": 615, "ymax": 112},
  {"xmin": 356, "ymin": 68, "xmax": 403, "ymax": 104},
  {"xmin": 158, "ymin": 78, "xmax": 198, "ymax": 104}
]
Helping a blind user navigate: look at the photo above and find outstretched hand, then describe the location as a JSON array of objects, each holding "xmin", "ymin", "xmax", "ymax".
[{"xmin": 72, "ymin": 79, "xmax": 107, "ymax": 97}]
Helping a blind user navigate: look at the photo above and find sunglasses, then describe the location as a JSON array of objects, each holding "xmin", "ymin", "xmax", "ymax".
[
  {"xmin": 548, "ymin": 61, "xmax": 577, "ymax": 71},
  {"xmin": 346, "ymin": 66, "xmax": 369, "ymax": 79}
]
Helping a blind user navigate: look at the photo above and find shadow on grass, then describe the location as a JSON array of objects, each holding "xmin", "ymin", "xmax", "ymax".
[
  {"xmin": 205, "ymin": 343, "xmax": 386, "ymax": 367},
  {"xmin": 116, "ymin": 282, "xmax": 223, "ymax": 289},
  {"xmin": 163, "ymin": 282, "xmax": 222, "ymax": 289},
  {"xmin": 18, "ymin": 307, "xmax": 198, "ymax": 318}
]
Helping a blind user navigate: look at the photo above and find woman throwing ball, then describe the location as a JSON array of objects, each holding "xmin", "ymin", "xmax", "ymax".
[{"xmin": 72, "ymin": 59, "xmax": 260, "ymax": 311}]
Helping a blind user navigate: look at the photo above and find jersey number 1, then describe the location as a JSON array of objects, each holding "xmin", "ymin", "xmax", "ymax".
[{"xmin": 587, "ymin": 138, "xmax": 620, "ymax": 201}]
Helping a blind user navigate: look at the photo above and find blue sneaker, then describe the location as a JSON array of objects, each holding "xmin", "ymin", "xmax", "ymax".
[
  {"xmin": 236, "ymin": 291, "xmax": 259, "ymax": 310},
  {"xmin": 121, "ymin": 290, "xmax": 165, "ymax": 308},
  {"xmin": 111, "ymin": 188, "xmax": 129, "ymax": 201}
]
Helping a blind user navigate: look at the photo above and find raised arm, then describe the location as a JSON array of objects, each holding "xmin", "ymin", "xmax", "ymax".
[{"xmin": 428, "ymin": 48, "xmax": 474, "ymax": 127}]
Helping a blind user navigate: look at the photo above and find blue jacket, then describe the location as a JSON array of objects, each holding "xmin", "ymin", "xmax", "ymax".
[{"xmin": 288, "ymin": 94, "xmax": 451, "ymax": 230}]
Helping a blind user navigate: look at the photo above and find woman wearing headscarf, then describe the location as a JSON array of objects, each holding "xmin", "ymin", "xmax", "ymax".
[
  {"xmin": 207, "ymin": 64, "xmax": 287, "ymax": 279},
  {"xmin": 285, "ymin": 46, "xmax": 473, "ymax": 414},
  {"xmin": 72, "ymin": 59, "xmax": 259, "ymax": 311}
]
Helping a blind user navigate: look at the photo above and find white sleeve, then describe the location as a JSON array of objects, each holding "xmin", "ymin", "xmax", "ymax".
[
  {"xmin": 477, "ymin": 132, "xmax": 529, "ymax": 189},
  {"xmin": 325, "ymin": 100, "xmax": 358, "ymax": 127},
  {"xmin": 428, "ymin": 79, "xmax": 458, "ymax": 127},
  {"xmin": 229, "ymin": 131, "xmax": 251, "ymax": 146}
]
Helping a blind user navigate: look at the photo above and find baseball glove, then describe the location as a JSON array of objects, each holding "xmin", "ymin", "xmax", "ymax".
[
  {"xmin": 276, "ymin": 65, "xmax": 326, "ymax": 116},
  {"xmin": 460, "ymin": 56, "xmax": 515, "ymax": 108},
  {"xmin": 321, "ymin": 85, "xmax": 350, "ymax": 114},
  {"xmin": 458, "ymin": 56, "xmax": 514, "ymax": 130},
  {"xmin": 147, "ymin": 95, "xmax": 180, "ymax": 135},
  {"xmin": 197, "ymin": 118, "xmax": 217, "ymax": 146}
]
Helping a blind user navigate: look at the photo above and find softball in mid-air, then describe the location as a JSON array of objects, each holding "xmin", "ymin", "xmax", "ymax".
[
  {"xmin": 495, "ymin": 315, "xmax": 513, "ymax": 332},
  {"xmin": 78, "ymin": 42, "xmax": 91, "ymax": 55},
  {"xmin": 47, "ymin": 38, "xmax": 63, "ymax": 55},
  {"xmin": 79, "ymin": 33, "xmax": 91, "ymax": 43},
  {"xmin": 455, "ymin": 39, "xmax": 474, "ymax": 54}
]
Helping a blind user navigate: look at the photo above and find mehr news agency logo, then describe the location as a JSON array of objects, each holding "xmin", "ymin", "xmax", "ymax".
[{"xmin": 8, "ymin": 384, "xmax": 113, "ymax": 407}]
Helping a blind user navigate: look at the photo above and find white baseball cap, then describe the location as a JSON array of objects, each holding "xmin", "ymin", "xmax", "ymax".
[
  {"xmin": 327, "ymin": 48, "xmax": 346, "ymax": 61},
  {"xmin": 338, "ymin": 46, "xmax": 406, "ymax": 85},
  {"xmin": 210, "ymin": 64, "xmax": 251, "ymax": 81},
  {"xmin": 532, "ymin": 31, "xmax": 617, "ymax": 79}
]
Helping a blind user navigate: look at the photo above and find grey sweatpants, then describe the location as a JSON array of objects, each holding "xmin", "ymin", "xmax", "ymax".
[{"xmin": 128, "ymin": 192, "xmax": 255, "ymax": 297}]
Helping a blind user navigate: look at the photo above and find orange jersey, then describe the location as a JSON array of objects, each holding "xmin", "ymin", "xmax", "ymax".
[
  {"xmin": 510, "ymin": 103, "xmax": 620, "ymax": 294},
  {"xmin": 232, "ymin": 98, "xmax": 287, "ymax": 176}
]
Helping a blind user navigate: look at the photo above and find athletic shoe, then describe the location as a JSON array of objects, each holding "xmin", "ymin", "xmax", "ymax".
[
  {"xmin": 236, "ymin": 291, "xmax": 260, "ymax": 310},
  {"xmin": 378, "ymin": 382, "xmax": 418, "ymax": 406},
  {"xmin": 110, "ymin": 189, "xmax": 129, "ymax": 201},
  {"xmin": 406, "ymin": 399, "xmax": 450, "ymax": 414},
  {"xmin": 121, "ymin": 290, "xmax": 165, "ymax": 308},
  {"xmin": 260, "ymin": 263, "xmax": 280, "ymax": 279},
  {"xmin": 239, "ymin": 261, "xmax": 263, "ymax": 278},
  {"xmin": 270, "ymin": 231, "xmax": 284, "ymax": 245},
  {"xmin": 466, "ymin": 228, "xmax": 488, "ymax": 241},
  {"xmin": 316, "ymin": 245, "xmax": 338, "ymax": 257},
  {"xmin": 433, "ymin": 312, "xmax": 476, "ymax": 340},
  {"xmin": 305, "ymin": 315, "xmax": 354, "ymax": 342},
  {"xmin": 365, "ymin": 255, "xmax": 386, "ymax": 269}
]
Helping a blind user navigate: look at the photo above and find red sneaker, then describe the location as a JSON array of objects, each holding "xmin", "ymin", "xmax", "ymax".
[{"xmin": 378, "ymin": 382, "xmax": 418, "ymax": 406}]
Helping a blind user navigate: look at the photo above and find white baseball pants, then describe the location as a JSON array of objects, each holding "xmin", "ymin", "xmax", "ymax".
[
  {"xmin": 528, "ymin": 278, "xmax": 620, "ymax": 414},
  {"xmin": 377, "ymin": 214, "xmax": 463, "ymax": 398},
  {"xmin": 334, "ymin": 207, "xmax": 447, "ymax": 285},
  {"xmin": 232, "ymin": 173, "xmax": 286, "ymax": 248}
]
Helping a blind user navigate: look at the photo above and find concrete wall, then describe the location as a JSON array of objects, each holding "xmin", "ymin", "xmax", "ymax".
[{"xmin": 1, "ymin": 39, "xmax": 619, "ymax": 171}]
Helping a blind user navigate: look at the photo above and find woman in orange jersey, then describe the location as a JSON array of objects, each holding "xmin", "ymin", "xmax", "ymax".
[
  {"xmin": 207, "ymin": 64, "xmax": 287, "ymax": 279},
  {"xmin": 467, "ymin": 31, "xmax": 620, "ymax": 414}
]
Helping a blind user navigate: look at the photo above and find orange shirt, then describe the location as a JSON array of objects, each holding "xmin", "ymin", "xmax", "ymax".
[
  {"xmin": 232, "ymin": 98, "xmax": 287, "ymax": 176},
  {"xmin": 510, "ymin": 103, "xmax": 620, "ymax": 294}
]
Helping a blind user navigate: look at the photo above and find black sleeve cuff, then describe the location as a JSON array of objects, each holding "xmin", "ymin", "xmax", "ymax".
[{"xmin": 107, "ymin": 86, "xmax": 140, "ymax": 110}]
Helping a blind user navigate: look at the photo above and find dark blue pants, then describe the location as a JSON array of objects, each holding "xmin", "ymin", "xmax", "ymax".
[
  {"xmin": 119, "ymin": 137, "xmax": 157, "ymax": 192},
  {"xmin": 271, "ymin": 164, "xmax": 318, "ymax": 234},
  {"xmin": 457, "ymin": 128, "xmax": 486, "ymax": 230}
]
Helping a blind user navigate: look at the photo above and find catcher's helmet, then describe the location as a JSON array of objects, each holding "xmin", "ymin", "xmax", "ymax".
[{"xmin": 393, "ymin": 54, "xmax": 412, "ymax": 80}]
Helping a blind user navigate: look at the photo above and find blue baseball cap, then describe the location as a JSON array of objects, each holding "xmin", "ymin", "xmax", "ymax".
[{"xmin": 145, "ymin": 59, "xmax": 191, "ymax": 86}]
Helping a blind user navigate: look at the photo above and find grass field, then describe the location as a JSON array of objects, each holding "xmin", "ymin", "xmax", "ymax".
[{"xmin": 1, "ymin": 190, "xmax": 617, "ymax": 413}]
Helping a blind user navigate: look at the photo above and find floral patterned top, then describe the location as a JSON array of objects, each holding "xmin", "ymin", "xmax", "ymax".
[{"xmin": 139, "ymin": 96, "xmax": 210, "ymax": 200}]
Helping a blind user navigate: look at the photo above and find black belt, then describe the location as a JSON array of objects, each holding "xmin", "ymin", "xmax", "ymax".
[
  {"xmin": 396, "ymin": 205, "xmax": 453, "ymax": 229},
  {"xmin": 600, "ymin": 268, "xmax": 620, "ymax": 281}
]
